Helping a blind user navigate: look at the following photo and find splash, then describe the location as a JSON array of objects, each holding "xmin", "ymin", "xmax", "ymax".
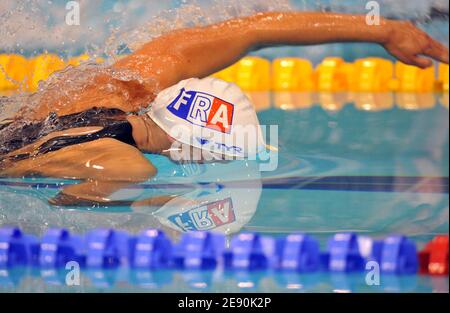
[
  {"xmin": 0, "ymin": 0, "xmax": 292, "ymax": 122},
  {"xmin": 106, "ymin": 0, "xmax": 292, "ymax": 59},
  {"xmin": 0, "ymin": 0, "xmax": 295, "ymax": 158},
  {"xmin": 0, "ymin": 0, "xmax": 292, "ymax": 56}
]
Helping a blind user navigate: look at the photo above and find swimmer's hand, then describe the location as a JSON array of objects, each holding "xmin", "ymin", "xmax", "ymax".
[{"xmin": 384, "ymin": 21, "xmax": 449, "ymax": 68}]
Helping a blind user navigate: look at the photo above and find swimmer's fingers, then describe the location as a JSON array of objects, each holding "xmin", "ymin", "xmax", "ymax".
[
  {"xmin": 384, "ymin": 21, "xmax": 449, "ymax": 68},
  {"xmin": 409, "ymin": 41, "xmax": 449, "ymax": 69},
  {"xmin": 401, "ymin": 37, "xmax": 447, "ymax": 68},
  {"xmin": 409, "ymin": 54, "xmax": 433, "ymax": 69},
  {"xmin": 387, "ymin": 47, "xmax": 431, "ymax": 69},
  {"xmin": 387, "ymin": 42, "xmax": 446, "ymax": 69},
  {"xmin": 422, "ymin": 37, "xmax": 449, "ymax": 64}
]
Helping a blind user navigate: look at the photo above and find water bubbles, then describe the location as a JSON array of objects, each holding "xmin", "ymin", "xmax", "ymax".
[
  {"xmin": 104, "ymin": 0, "xmax": 291, "ymax": 59},
  {"xmin": 113, "ymin": 2, "xmax": 126, "ymax": 14}
]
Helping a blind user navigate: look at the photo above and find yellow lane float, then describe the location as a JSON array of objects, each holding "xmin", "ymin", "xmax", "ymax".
[
  {"xmin": 395, "ymin": 62, "xmax": 435, "ymax": 93},
  {"xmin": 315, "ymin": 57, "xmax": 352, "ymax": 92},
  {"xmin": 272, "ymin": 57, "xmax": 315, "ymax": 92},
  {"xmin": 0, "ymin": 54, "xmax": 31, "ymax": 91},
  {"xmin": 28, "ymin": 53, "xmax": 66, "ymax": 91},
  {"xmin": 233, "ymin": 56, "xmax": 271, "ymax": 91},
  {"xmin": 1, "ymin": 54, "xmax": 447, "ymax": 97},
  {"xmin": 212, "ymin": 63, "xmax": 237, "ymax": 83},
  {"xmin": 67, "ymin": 54, "xmax": 90, "ymax": 67},
  {"xmin": 352, "ymin": 58, "xmax": 394, "ymax": 92},
  {"xmin": 438, "ymin": 63, "xmax": 449, "ymax": 92}
]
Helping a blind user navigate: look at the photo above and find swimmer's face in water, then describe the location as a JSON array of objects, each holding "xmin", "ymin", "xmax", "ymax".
[{"xmin": 126, "ymin": 114, "xmax": 229, "ymax": 163}]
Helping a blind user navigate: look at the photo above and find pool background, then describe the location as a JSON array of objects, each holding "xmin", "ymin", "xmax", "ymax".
[{"xmin": 0, "ymin": 0, "xmax": 449, "ymax": 292}]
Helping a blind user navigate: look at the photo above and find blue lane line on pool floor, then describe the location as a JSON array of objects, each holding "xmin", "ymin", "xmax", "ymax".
[
  {"xmin": 0, "ymin": 176, "xmax": 448, "ymax": 194},
  {"xmin": 259, "ymin": 176, "xmax": 449, "ymax": 194}
]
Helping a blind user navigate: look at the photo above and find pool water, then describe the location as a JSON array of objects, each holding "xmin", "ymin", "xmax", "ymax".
[{"xmin": 0, "ymin": 93, "xmax": 448, "ymax": 292}]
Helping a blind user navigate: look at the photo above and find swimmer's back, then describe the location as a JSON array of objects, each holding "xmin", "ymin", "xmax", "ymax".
[{"xmin": 0, "ymin": 107, "xmax": 135, "ymax": 157}]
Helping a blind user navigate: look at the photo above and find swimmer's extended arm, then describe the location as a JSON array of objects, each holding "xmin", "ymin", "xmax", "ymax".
[
  {"xmin": 114, "ymin": 12, "xmax": 449, "ymax": 89},
  {"xmin": 19, "ymin": 12, "xmax": 449, "ymax": 120}
]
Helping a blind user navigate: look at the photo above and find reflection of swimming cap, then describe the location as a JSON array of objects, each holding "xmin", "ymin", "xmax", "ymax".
[
  {"xmin": 148, "ymin": 77, "xmax": 266, "ymax": 158},
  {"xmin": 152, "ymin": 160, "xmax": 262, "ymax": 235}
]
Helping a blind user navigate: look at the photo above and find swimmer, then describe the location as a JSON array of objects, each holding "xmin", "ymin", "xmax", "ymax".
[{"xmin": 0, "ymin": 12, "xmax": 448, "ymax": 205}]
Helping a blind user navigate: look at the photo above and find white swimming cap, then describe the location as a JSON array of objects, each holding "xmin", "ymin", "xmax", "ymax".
[
  {"xmin": 152, "ymin": 160, "xmax": 262, "ymax": 235},
  {"xmin": 148, "ymin": 77, "xmax": 266, "ymax": 158}
]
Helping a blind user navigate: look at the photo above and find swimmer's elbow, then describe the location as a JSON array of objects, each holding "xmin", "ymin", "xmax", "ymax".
[
  {"xmin": 127, "ymin": 156, "xmax": 157, "ymax": 183},
  {"xmin": 141, "ymin": 162, "xmax": 157, "ymax": 181}
]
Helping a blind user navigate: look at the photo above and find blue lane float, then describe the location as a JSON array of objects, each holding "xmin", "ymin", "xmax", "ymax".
[
  {"xmin": 371, "ymin": 235, "xmax": 418, "ymax": 275},
  {"xmin": 225, "ymin": 233, "xmax": 274, "ymax": 271},
  {"xmin": 0, "ymin": 226, "xmax": 427, "ymax": 277},
  {"xmin": 133, "ymin": 229, "xmax": 172, "ymax": 269},
  {"xmin": 278, "ymin": 233, "xmax": 320, "ymax": 272},
  {"xmin": 173, "ymin": 231, "xmax": 225, "ymax": 270},
  {"xmin": 39, "ymin": 228, "xmax": 85, "ymax": 268},
  {"xmin": 325, "ymin": 233, "xmax": 366, "ymax": 272},
  {"xmin": 85, "ymin": 229, "xmax": 136, "ymax": 268},
  {"xmin": 0, "ymin": 227, "xmax": 39, "ymax": 267}
]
